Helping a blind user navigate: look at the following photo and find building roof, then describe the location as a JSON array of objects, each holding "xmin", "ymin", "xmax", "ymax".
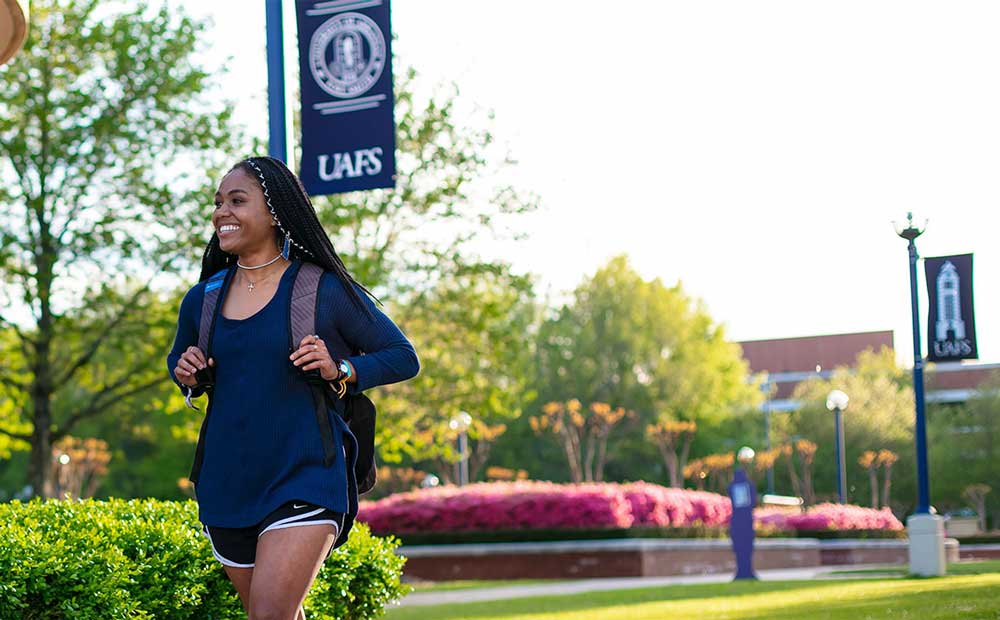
[
  {"xmin": 739, "ymin": 330, "xmax": 894, "ymax": 375},
  {"xmin": 738, "ymin": 330, "xmax": 999, "ymax": 409}
]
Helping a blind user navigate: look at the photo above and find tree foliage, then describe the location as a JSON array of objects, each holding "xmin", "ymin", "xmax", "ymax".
[
  {"xmin": 779, "ymin": 348, "xmax": 915, "ymax": 507},
  {"xmin": 929, "ymin": 370, "xmax": 1000, "ymax": 527},
  {"xmin": 313, "ymin": 69, "xmax": 537, "ymax": 295},
  {"xmin": 0, "ymin": 0, "xmax": 239, "ymax": 494},
  {"xmin": 373, "ymin": 264, "xmax": 537, "ymax": 482},
  {"xmin": 517, "ymin": 255, "xmax": 758, "ymax": 482}
]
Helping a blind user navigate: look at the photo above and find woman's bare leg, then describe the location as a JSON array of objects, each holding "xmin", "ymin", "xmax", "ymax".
[
  {"xmin": 246, "ymin": 524, "xmax": 336, "ymax": 620},
  {"xmin": 223, "ymin": 566, "xmax": 254, "ymax": 614}
]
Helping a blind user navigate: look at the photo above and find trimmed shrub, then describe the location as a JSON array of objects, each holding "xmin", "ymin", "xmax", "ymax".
[
  {"xmin": 0, "ymin": 499, "xmax": 407, "ymax": 620},
  {"xmin": 359, "ymin": 481, "xmax": 906, "ymax": 541},
  {"xmin": 756, "ymin": 502, "xmax": 905, "ymax": 533},
  {"xmin": 623, "ymin": 482, "xmax": 732, "ymax": 527},
  {"xmin": 358, "ymin": 481, "xmax": 635, "ymax": 534}
]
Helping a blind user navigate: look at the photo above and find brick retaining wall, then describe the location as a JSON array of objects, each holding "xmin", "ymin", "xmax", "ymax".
[{"xmin": 398, "ymin": 538, "xmax": 962, "ymax": 580}]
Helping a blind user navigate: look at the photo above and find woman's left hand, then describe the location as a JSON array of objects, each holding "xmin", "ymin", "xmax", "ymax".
[{"xmin": 290, "ymin": 334, "xmax": 339, "ymax": 381}]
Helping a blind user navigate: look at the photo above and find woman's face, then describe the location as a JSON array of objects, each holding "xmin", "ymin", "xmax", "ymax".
[{"xmin": 212, "ymin": 167, "xmax": 276, "ymax": 256}]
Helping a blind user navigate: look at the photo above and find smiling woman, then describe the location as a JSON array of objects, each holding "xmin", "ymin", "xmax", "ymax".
[
  {"xmin": 166, "ymin": 156, "xmax": 419, "ymax": 619},
  {"xmin": 0, "ymin": 0, "xmax": 28, "ymax": 66}
]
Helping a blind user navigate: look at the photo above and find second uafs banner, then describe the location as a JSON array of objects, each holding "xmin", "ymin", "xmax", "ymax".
[{"xmin": 925, "ymin": 253, "xmax": 978, "ymax": 362}]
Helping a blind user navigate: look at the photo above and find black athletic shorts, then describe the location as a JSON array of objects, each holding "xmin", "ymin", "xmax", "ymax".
[{"xmin": 202, "ymin": 500, "xmax": 345, "ymax": 568}]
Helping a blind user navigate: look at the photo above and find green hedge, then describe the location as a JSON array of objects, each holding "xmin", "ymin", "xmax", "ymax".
[{"xmin": 0, "ymin": 499, "xmax": 407, "ymax": 620}]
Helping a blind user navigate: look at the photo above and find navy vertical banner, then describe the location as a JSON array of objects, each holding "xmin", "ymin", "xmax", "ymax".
[
  {"xmin": 295, "ymin": 0, "xmax": 395, "ymax": 195},
  {"xmin": 925, "ymin": 253, "xmax": 978, "ymax": 362}
]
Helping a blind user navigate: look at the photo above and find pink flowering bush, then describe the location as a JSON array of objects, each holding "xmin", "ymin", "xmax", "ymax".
[
  {"xmin": 359, "ymin": 481, "xmax": 732, "ymax": 535},
  {"xmin": 756, "ymin": 503, "xmax": 904, "ymax": 532},
  {"xmin": 358, "ymin": 481, "xmax": 634, "ymax": 534},
  {"xmin": 358, "ymin": 482, "xmax": 903, "ymax": 538},
  {"xmin": 622, "ymin": 482, "xmax": 732, "ymax": 527}
]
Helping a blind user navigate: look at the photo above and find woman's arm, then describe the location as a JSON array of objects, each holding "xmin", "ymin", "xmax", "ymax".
[
  {"xmin": 321, "ymin": 275, "xmax": 419, "ymax": 393},
  {"xmin": 166, "ymin": 285, "xmax": 205, "ymax": 395}
]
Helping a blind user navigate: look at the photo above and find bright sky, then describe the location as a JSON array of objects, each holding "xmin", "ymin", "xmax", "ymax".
[{"xmin": 181, "ymin": 1, "xmax": 1000, "ymax": 364}]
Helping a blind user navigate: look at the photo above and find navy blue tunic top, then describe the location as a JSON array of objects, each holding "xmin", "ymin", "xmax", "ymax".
[{"xmin": 166, "ymin": 261, "xmax": 418, "ymax": 529}]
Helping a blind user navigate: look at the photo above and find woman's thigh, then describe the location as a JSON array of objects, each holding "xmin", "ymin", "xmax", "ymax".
[
  {"xmin": 223, "ymin": 566, "xmax": 254, "ymax": 612},
  {"xmin": 248, "ymin": 523, "xmax": 338, "ymax": 618}
]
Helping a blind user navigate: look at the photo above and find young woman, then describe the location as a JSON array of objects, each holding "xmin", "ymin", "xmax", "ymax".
[{"xmin": 167, "ymin": 156, "xmax": 418, "ymax": 620}]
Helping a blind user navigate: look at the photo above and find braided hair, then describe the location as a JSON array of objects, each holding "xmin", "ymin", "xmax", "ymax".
[{"xmin": 199, "ymin": 156, "xmax": 376, "ymax": 315}]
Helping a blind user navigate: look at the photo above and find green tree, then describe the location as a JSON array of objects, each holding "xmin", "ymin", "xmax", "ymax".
[
  {"xmin": 0, "ymin": 0, "xmax": 238, "ymax": 495},
  {"xmin": 312, "ymin": 70, "xmax": 537, "ymax": 295},
  {"xmin": 780, "ymin": 348, "xmax": 915, "ymax": 508},
  {"xmin": 373, "ymin": 264, "xmax": 538, "ymax": 483},
  {"xmin": 929, "ymin": 371, "xmax": 1000, "ymax": 528},
  {"xmin": 514, "ymin": 255, "xmax": 758, "ymax": 483}
]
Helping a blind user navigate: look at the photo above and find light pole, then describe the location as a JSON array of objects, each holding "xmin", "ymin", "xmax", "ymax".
[
  {"xmin": 760, "ymin": 378, "xmax": 775, "ymax": 495},
  {"xmin": 894, "ymin": 212, "xmax": 946, "ymax": 576},
  {"xmin": 449, "ymin": 411, "xmax": 473, "ymax": 486},
  {"xmin": 826, "ymin": 390, "xmax": 849, "ymax": 504}
]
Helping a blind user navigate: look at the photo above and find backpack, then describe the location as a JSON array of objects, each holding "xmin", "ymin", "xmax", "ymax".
[{"xmin": 189, "ymin": 263, "xmax": 378, "ymax": 496}]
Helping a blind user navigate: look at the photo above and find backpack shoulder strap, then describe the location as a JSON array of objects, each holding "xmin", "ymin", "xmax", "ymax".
[
  {"xmin": 289, "ymin": 261, "xmax": 323, "ymax": 351},
  {"xmin": 198, "ymin": 268, "xmax": 233, "ymax": 357}
]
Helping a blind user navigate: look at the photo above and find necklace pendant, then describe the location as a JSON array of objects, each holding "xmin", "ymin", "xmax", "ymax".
[{"xmin": 247, "ymin": 281, "xmax": 255, "ymax": 293}]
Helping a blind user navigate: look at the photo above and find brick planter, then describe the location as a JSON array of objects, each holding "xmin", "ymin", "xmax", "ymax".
[{"xmin": 397, "ymin": 538, "xmax": 961, "ymax": 580}]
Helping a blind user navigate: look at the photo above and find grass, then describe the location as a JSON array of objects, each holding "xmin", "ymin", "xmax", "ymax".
[
  {"xmin": 385, "ymin": 562, "xmax": 1000, "ymax": 620},
  {"xmin": 829, "ymin": 560, "xmax": 1000, "ymax": 577}
]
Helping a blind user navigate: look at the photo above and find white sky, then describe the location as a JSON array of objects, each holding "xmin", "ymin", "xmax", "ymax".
[{"xmin": 180, "ymin": 1, "xmax": 1000, "ymax": 364}]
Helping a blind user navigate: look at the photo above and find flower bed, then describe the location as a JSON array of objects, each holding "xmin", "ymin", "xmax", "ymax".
[
  {"xmin": 358, "ymin": 481, "xmax": 635, "ymax": 534},
  {"xmin": 623, "ymin": 481, "xmax": 732, "ymax": 527},
  {"xmin": 358, "ymin": 481, "xmax": 905, "ymax": 541},
  {"xmin": 756, "ymin": 502, "xmax": 904, "ymax": 533}
]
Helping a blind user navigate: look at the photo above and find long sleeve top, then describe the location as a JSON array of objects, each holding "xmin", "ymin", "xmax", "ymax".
[{"xmin": 166, "ymin": 261, "xmax": 418, "ymax": 529}]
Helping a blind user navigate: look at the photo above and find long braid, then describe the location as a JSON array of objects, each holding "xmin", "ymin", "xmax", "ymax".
[{"xmin": 198, "ymin": 156, "xmax": 377, "ymax": 316}]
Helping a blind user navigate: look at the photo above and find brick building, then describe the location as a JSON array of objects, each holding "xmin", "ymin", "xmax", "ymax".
[{"xmin": 738, "ymin": 330, "xmax": 998, "ymax": 411}]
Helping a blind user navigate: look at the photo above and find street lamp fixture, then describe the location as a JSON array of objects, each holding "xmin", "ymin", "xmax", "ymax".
[
  {"xmin": 826, "ymin": 389, "xmax": 849, "ymax": 504},
  {"xmin": 737, "ymin": 446, "xmax": 755, "ymax": 466}
]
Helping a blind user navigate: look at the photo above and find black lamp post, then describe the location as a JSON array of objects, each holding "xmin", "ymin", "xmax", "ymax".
[
  {"xmin": 826, "ymin": 390, "xmax": 849, "ymax": 504},
  {"xmin": 760, "ymin": 378, "xmax": 775, "ymax": 495},
  {"xmin": 449, "ymin": 411, "xmax": 473, "ymax": 486},
  {"xmin": 895, "ymin": 213, "xmax": 931, "ymax": 515},
  {"xmin": 894, "ymin": 212, "xmax": 946, "ymax": 577}
]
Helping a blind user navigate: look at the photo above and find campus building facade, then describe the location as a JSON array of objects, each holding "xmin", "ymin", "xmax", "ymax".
[{"xmin": 738, "ymin": 330, "xmax": 998, "ymax": 411}]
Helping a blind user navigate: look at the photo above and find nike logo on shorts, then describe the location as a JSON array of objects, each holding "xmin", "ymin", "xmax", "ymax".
[{"xmin": 292, "ymin": 503, "xmax": 310, "ymax": 510}]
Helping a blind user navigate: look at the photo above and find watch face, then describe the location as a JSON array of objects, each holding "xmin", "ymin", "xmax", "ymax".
[{"xmin": 339, "ymin": 361, "xmax": 350, "ymax": 374}]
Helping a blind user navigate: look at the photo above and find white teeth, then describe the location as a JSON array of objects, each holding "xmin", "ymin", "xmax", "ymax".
[{"xmin": 219, "ymin": 224, "xmax": 240, "ymax": 233}]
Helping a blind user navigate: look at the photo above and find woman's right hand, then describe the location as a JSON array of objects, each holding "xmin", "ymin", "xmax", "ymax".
[{"xmin": 174, "ymin": 346, "xmax": 213, "ymax": 387}]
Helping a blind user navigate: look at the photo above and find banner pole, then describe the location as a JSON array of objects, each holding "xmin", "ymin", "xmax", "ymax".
[
  {"xmin": 265, "ymin": 0, "xmax": 288, "ymax": 163},
  {"xmin": 905, "ymin": 236, "xmax": 931, "ymax": 515}
]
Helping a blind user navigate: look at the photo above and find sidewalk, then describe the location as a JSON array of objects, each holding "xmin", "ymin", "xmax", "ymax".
[{"xmin": 399, "ymin": 564, "xmax": 900, "ymax": 607}]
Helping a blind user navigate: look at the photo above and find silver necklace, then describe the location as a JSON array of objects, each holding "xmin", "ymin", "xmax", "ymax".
[
  {"xmin": 237, "ymin": 254, "xmax": 282, "ymax": 293},
  {"xmin": 236, "ymin": 254, "xmax": 282, "ymax": 270}
]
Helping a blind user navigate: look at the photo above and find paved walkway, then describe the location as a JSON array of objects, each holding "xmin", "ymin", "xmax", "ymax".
[{"xmin": 399, "ymin": 564, "xmax": 899, "ymax": 607}]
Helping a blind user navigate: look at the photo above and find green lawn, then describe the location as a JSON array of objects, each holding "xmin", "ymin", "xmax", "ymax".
[{"xmin": 386, "ymin": 563, "xmax": 1000, "ymax": 620}]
